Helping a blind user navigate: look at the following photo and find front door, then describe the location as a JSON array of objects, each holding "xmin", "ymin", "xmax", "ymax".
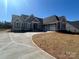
[{"xmin": 33, "ymin": 23, "xmax": 38, "ymax": 31}]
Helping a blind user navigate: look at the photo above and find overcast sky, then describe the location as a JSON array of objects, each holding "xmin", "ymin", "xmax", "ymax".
[{"xmin": 0, "ymin": 0, "xmax": 79, "ymax": 21}]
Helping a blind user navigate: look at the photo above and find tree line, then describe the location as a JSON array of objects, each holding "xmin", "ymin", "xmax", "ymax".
[{"xmin": 0, "ymin": 21, "xmax": 11, "ymax": 29}]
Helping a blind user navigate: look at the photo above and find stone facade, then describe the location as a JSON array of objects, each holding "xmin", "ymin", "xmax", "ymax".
[{"xmin": 12, "ymin": 15, "xmax": 67, "ymax": 32}]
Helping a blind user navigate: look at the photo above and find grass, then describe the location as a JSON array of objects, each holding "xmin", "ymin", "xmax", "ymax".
[{"xmin": 33, "ymin": 32, "xmax": 79, "ymax": 59}]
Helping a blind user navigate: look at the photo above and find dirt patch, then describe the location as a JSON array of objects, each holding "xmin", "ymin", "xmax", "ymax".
[{"xmin": 33, "ymin": 32, "xmax": 79, "ymax": 59}]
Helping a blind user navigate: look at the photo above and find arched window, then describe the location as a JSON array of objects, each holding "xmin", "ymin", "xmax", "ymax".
[
  {"xmin": 14, "ymin": 22, "xmax": 19, "ymax": 28},
  {"xmin": 14, "ymin": 19, "xmax": 20, "ymax": 28}
]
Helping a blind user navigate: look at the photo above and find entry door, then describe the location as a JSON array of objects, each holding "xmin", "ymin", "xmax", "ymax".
[{"xmin": 33, "ymin": 23, "xmax": 38, "ymax": 31}]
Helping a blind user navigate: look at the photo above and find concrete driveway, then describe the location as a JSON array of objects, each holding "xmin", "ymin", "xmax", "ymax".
[{"xmin": 0, "ymin": 32, "xmax": 56, "ymax": 59}]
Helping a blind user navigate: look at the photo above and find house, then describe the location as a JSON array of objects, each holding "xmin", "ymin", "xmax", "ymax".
[{"xmin": 11, "ymin": 14, "xmax": 67, "ymax": 32}]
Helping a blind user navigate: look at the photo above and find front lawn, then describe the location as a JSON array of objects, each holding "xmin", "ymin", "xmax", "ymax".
[{"xmin": 33, "ymin": 32, "xmax": 79, "ymax": 59}]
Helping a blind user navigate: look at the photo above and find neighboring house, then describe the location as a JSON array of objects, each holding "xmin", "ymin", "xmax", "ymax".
[{"xmin": 12, "ymin": 14, "xmax": 79, "ymax": 33}]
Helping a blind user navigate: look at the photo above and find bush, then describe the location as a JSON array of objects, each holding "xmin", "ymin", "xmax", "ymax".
[{"xmin": 0, "ymin": 21, "xmax": 11, "ymax": 29}]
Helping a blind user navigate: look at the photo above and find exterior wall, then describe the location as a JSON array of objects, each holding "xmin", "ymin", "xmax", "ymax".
[
  {"xmin": 22, "ymin": 22, "xmax": 31, "ymax": 31},
  {"xmin": 31, "ymin": 22, "xmax": 42, "ymax": 31},
  {"xmin": 59, "ymin": 16, "xmax": 66, "ymax": 31},
  {"xmin": 12, "ymin": 15, "xmax": 23, "ymax": 32},
  {"xmin": 21, "ymin": 22, "xmax": 42, "ymax": 31},
  {"xmin": 60, "ymin": 22, "xmax": 66, "ymax": 30},
  {"xmin": 66, "ymin": 23, "xmax": 79, "ymax": 33}
]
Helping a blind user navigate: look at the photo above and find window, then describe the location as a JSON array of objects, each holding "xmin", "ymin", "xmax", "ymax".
[
  {"xmin": 17, "ymin": 23, "xmax": 19, "ymax": 27},
  {"xmin": 23, "ymin": 22, "xmax": 28, "ymax": 29},
  {"xmin": 15, "ymin": 22, "xmax": 19, "ymax": 28}
]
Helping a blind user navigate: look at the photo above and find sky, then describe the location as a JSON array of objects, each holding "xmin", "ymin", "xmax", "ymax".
[{"xmin": 0, "ymin": 0, "xmax": 79, "ymax": 21}]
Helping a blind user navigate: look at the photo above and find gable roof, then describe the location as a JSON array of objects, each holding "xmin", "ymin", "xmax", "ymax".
[
  {"xmin": 12, "ymin": 14, "xmax": 43, "ymax": 23},
  {"xmin": 21, "ymin": 14, "xmax": 29, "ymax": 19},
  {"xmin": 43, "ymin": 15, "xmax": 59, "ymax": 24},
  {"xmin": 12, "ymin": 15, "xmax": 22, "ymax": 22},
  {"xmin": 59, "ymin": 16, "xmax": 67, "ymax": 22},
  {"xmin": 26, "ymin": 15, "xmax": 43, "ymax": 23}
]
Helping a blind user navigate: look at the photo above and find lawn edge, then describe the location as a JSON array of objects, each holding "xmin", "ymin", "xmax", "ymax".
[{"xmin": 32, "ymin": 35, "xmax": 56, "ymax": 59}]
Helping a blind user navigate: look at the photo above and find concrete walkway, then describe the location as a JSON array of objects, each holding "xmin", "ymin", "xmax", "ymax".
[{"xmin": 0, "ymin": 32, "xmax": 56, "ymax": 59}]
